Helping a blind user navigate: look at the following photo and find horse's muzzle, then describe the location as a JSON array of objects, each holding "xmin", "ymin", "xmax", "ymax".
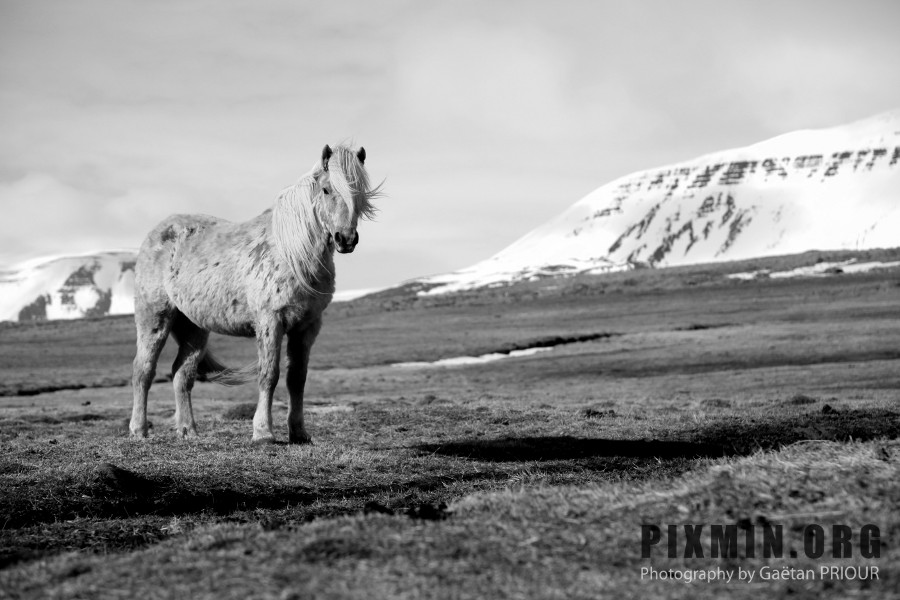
[{"xmin": 334, "ymin": 231, "xmax": 359, "ymax": 254}]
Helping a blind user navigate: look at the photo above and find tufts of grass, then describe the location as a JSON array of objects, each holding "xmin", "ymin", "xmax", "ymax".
[
  {"xmin": 3, "ymin": 256, "xmax": 900, "ymax": 596},
  {"xmin": 221, "ymin": 403, "xmax": 256, "ymax": 421},
  {"xmin": 3, "ymin": 440, "xmax": 896, "ymax": 599},
  {"xmin": 2, "ymin": 396, "xmax": 898, "ymax": 573}
]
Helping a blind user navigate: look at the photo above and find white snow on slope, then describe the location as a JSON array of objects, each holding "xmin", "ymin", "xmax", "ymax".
[
  {"xmin": 332, "ymin": 287, "xmax": 384, "ymax": 303},
  {"xmin": 0, "ymin": 249, "xmax": 378, "ymax": 322},
  {"xmin": 391, "ymin": 346, "xmax": 554, "ymax": 368},
  {"xmin": 0, "ymin": 251, "xmax": 137, "ymax": 321},
  {"xmin": 421, "ymin": 110, "xmax": 900, "ymax": 295},
  {"xmin": 727, "ymin": 259, "xmax": 900, "ymax": 281}
]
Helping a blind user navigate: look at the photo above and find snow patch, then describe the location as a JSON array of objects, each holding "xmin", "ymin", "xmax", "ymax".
[
  {"xmin": 332, "ymin": 287, "xmax": 382, "ymax": 302},
  {"xmin": 392, "ymin": 347, "xmax": 554, "ymax": 368},
  {"xmin": 727, "ymin": 260, "xmax": 900, "ymax": 281},
  {"xmin": 419, "ymin": 258, "xmax": 630, "ymax": 296}
]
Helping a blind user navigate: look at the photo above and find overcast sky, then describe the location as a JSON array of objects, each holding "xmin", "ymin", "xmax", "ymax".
[{"xmin": 1, "ymin": 0, "xmax": 898, "ymax": 290}]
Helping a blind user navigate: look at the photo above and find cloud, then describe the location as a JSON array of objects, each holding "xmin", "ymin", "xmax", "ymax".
[
  {"xmin": 0, "ymin": 173, "xmax": 197, "ymax": 266},
  {"xmin": 721, "ymin": 37, "xmax": 900, "ymax": 135},
  {"xmin": 0, "ymin": 174, "xmax": 116, "ymax": 264},
  {"xmin": 394, "ymin": 22, "xmax": 575, "ymax": 139}
]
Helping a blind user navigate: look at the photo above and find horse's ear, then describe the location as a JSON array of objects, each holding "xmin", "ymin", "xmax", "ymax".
[
  {"xmin": 356, "ymin": 147, "xmax": 366, "ymax": 165},
  {"xmin": 321, "ymin": 145, "xmax": 332, "ymax": 171}
]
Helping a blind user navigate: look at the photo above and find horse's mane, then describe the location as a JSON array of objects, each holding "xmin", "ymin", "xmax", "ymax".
[
  {"xmin": 330, "ymin": 145, "xmax": 382, "ymax": 220},
  {"xmin": 271, "ymin": 144, "xmax": 382, "ymax": 293}
]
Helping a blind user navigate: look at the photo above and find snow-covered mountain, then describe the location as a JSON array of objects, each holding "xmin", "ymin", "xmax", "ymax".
[
  {"xmin": 421, "ymin": 110, "xmax": 900, "ymax": 294},
  {"xmin": 4, "ymin": 111, "xmax": 899, "ymax": 318},
  {"xmin": 0, "ymin": 251, "xmax": 137, "ymax": 322},
  {"xmin": 0, "ymin": 250, "xmax": 373, "ymax": 322}
]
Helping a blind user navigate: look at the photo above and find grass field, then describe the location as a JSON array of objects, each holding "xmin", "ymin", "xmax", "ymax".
[{"xmin": 1, "ymin": 250, "xmax": 899, "ymax": 599}]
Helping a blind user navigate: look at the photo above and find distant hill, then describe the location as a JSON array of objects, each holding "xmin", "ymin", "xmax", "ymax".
[
  {"xmin": 419, "ymin": 110, "xmax": 900, "ymax": 294},
  {"xmin": 0, "ymin": 250, "xmax": 375, "ymax": 322},
  {"xmin": 0, "ymin": 251, "xmax": 137, "ymax": 322}
]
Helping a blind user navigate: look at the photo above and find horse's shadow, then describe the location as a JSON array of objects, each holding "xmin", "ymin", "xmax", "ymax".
[
  {"xmin": 9, "ymin": 408, "xmax": 897, "ymax": 538},
  {"xmin": 413, "ymin": 407, "xmax": 900, "ymax": 463},
  {"xmin": 415, "ymin": 436, "xmax": 726, "ymax": 462}
]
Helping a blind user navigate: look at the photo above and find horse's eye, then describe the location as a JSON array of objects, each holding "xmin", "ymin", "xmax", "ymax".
[{"xmin": 323, "ymin": 188, "xmax": 330, "ymax": 195}]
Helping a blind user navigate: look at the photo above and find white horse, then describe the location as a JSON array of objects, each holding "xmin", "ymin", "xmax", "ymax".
[{"xmin": 129, "ymin": 144, "xmax": 380, "ymax": 444}]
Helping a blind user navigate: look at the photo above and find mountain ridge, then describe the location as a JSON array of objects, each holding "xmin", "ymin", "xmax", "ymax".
[{"xmin": 419, "ymin": 109, "xmax": 900, "ymax": 294}]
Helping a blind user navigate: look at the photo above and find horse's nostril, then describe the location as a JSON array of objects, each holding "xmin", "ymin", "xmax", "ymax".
[{"xmin": 333, "ymin": 232, "xmax": 358, "ymax": 249}]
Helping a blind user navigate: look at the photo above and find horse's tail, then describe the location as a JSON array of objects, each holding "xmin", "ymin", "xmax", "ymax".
[{"xmin": 197, "ymin": 350, "xmax": 259, "ymax": 386}]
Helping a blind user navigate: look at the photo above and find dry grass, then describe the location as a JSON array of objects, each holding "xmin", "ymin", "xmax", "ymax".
[
  {"xmin": 3, "ymin": 441, "xmax": 896, "ymax": 599},
  {"xmin": 1, "ymin": 251, "xmax": 900, "ymax": 597}
]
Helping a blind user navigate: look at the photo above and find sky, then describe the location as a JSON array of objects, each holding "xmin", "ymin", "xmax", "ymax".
[{"xmin": 1, "ymin": 0, "xmax": 898, "ymax": 291}]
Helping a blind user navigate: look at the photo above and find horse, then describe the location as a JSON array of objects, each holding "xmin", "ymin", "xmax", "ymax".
[{"xmin": 129, "ymin": 144, "xmax": 380, "ymax": 444}]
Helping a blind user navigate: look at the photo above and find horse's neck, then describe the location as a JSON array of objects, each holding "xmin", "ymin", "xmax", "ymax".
[
  {"xmin": 296, "ymin": 242, "xmax": 335, "ymax": 299},
  {"xmin": 267, "ymin": 194, "xmax": 335, "ymax": 292},
  {"xmin": 310, "ymin": 241, "xmax": 335, "ymax": 276}
]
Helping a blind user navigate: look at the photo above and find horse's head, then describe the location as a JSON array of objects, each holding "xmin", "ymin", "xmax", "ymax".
[
  {"xmin": 314, "ymin": 144, "xmax": 377, "ymax": 254},
  {"xmin": 271, "ymin": 144, "xmax": 381, "ymax": 291}
]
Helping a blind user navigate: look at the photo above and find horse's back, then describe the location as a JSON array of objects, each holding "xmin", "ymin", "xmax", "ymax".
[
  {"xmin": 140, "ymin": 214, "xmax": 229, "ymax": 250},
  {"xmin": 135, "ymin": 213, "xmax": 276, "ymax": 335},
  {"xmin": 134, "ymin": 214, "xmax": 231, "ymax": 312},
  {"xmin": 137, "ymin": 214, "xmax": 226, "ymax": 279}
]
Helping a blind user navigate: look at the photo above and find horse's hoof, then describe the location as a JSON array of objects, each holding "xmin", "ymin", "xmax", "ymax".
[
  {"xmin": 288, "ymin": 432, "xmax": 312, "ymax": 445},
  {"xmin": 251, "ymin": 436, "xmax": 276, "ymax": 446},
  {"xmin": 128, "ymin": 420, "xmax": 149, "ymax": 438}
]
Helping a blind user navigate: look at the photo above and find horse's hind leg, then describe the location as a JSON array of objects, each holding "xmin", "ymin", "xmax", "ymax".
[
  {"xmin": 130, "ymin": 304, "xmax": 174, "ymax": 438},
  {"xmin": 171, "ymin": 312, "xmax": 209, "ymax": 439}
]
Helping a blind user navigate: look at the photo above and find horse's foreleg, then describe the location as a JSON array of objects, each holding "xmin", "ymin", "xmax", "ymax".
[
  {"xmin": 286, "ymin": 319, "xmax": 322, "ymax": 444},
  {"xmin": 130, "ymin": 309, "xmax": 172, "ymax": 438},
  {"xmin": 252, "ymin": 319, "xmax": 284, "ymax": 444},
  {"xmin": 171, "ymin": 314, "xmax": 209, "ymax": 439}
]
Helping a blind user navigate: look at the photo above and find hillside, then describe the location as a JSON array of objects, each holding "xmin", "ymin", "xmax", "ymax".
[
  {"xmin": 422, "ymin": 110, "xmax": 900, "ymax": 294},
  {"xmin": 0, "ymin": 251, "xmax": 137, "ymax": 322}
]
